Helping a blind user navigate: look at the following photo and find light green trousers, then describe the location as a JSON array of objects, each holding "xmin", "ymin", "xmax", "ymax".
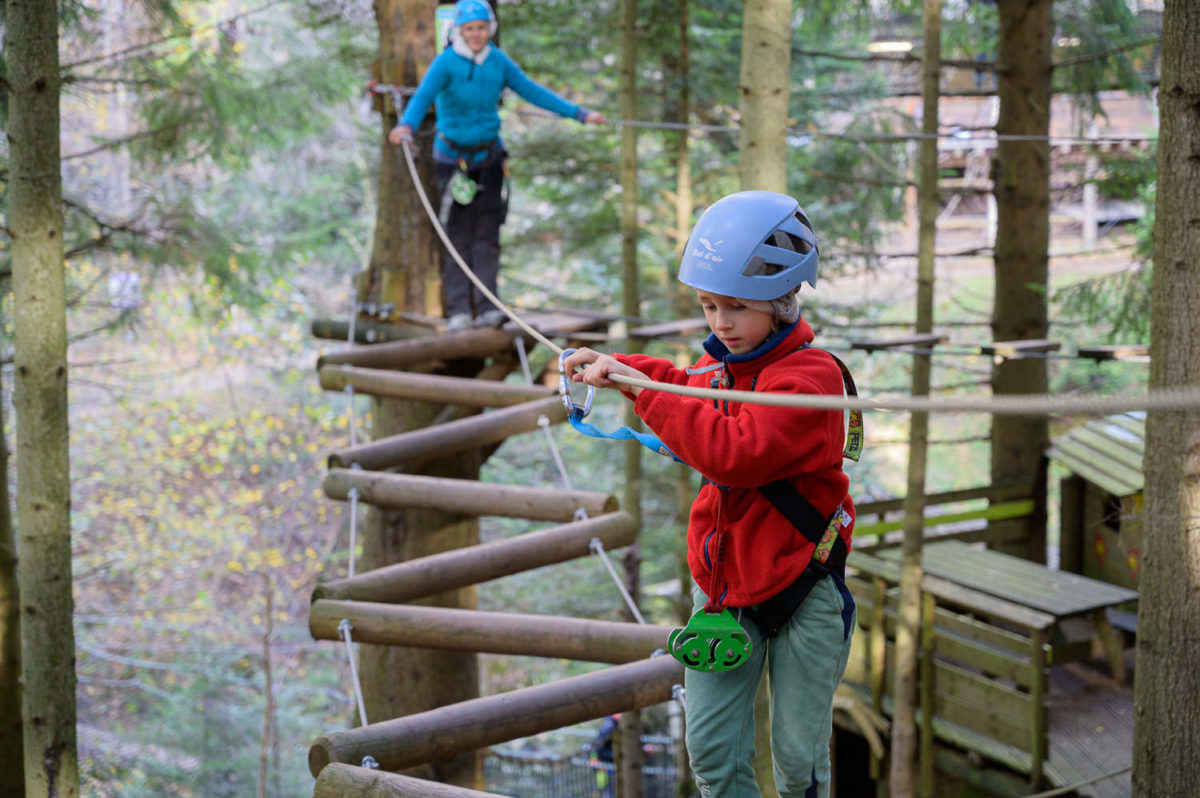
[{"xmin": 685, "ymin": 576, "xmax": 856, "ymax": 798}]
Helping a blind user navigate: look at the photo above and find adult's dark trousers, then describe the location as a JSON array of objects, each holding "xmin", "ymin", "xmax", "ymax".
[{"xmin": 435, "ymin": 158, "xmax": 506, "ymax": 318}]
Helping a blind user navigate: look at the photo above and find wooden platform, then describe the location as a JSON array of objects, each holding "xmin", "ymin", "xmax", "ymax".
[{"xmin": 1044, "ymin": 662, "xmax": 1133, "ymax": 798}]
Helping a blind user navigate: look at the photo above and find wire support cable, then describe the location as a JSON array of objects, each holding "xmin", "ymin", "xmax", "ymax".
[
  {"xmin": 397, "ymin": 141, "xmax": 1199, "ymax": 419},
  {"xmin": 337, "ymin": 619, "xmax": 369, "ymax": 728},
  {"xmin": 513, "ymin": 337, "xmax": 581, "ymax": 503},
  {"xmin": 589, "ymin": 537, "xmax": 646, "ymax": 625},
  {"xmin": 506, "ymin": 105, "xmax": 1156, "ymax": 147},
  {"xmin": 347, "ymin": 486, "xmax": 360, "ymax": 579}
]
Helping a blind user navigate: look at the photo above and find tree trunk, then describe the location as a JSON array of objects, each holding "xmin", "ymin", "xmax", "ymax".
[
  {"xmin": 990, "ymin": 0, "xmax": 1052, "ymax": 560},
  {"xmin": 360, "ymin": 0, "xmax": 480, "ymax": 788},
  {"xmin": 1132, "ymin": 1, "xmax": 1200, "ymax": 794},
  {"xmin": 889, "ymin": 2, "xmax": 940, "ymax": 796},
  {"xmin": 0, "ymin": 370, "xmax": 24, "ymax": 797},
  {"xmin": 738, "ymin": 3, "xmax": 791, "ymax": 792},
  {"xmin": 666, "ymin": 3, "xmax": 694, "ymax": 790},
  {"xmin": 738, "ymin": 0, "xmax": 790, "ymax": 193},
  {"xmin": 618, "ymin": 1, "xmax": 645, "ymax": 795},
  {"xmin": 8, "ymin": 0, "xmax": 78, "ymax": 794}
]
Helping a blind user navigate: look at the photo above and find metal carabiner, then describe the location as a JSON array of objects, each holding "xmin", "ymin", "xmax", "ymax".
[{"xmin": 557, "ymin": 348, "xmax": 595, "ymax": 419}]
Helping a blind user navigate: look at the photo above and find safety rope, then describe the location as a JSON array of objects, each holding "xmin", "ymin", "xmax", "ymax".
[
  {"xmin": 337, "ymin": 619, "xmax": 369, "ymax": 728},
  {"xmin": 398, "ymin": 139, "xmax": 1200, "ymax": 419}
]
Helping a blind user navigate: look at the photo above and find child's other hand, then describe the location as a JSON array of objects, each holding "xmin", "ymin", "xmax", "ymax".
[{"xmin": 561, "ymin": 348, "xmax": 645, "ymax": 395}]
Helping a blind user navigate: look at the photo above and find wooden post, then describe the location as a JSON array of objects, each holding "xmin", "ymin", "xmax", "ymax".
[
  {"xmin": 918, "ymin": 592, "xmax": 935, "ymax": 797},
  {"xmin": 1030, "ymin": 629, "xmax": 1047, "ymax": 789},
  {"xmin": 318, "ymin": 328, "xmax": 520, "ymax": 370},
  {"xmin": 329, "ymin": 396, "xmax": 568, "ymax": 471},
  {"xmin": 323, "ymin": 469, "xmax": 617, "ymax": 522},
  {"xmin": 314, "ymin": 765, "xmax": 509, "ymax": 798},
  {"xmin": 313, "ymin": 512, "xmax": 638, "ymax": 603},
  {"xmin": 308, "ymin": 656, "xmax": 684, "ymax": 776},
  {"xmin": 320, "ymin": 365, "xmax": 553, "ymax": 407},
  {"xmin": 311, "ymin": 602, "xmax": 671, "ymax": 663}
]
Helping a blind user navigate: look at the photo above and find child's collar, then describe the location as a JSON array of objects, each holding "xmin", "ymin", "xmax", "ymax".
[{"xmin": 702, "ymin": 318, "xmax": 800, "ymax": 364}]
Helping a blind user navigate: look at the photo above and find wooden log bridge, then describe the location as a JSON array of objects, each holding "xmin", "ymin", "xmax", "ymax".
[
  {"xmin": 320, "ymin": 364, "xmax": 554, "ymax": 407},
  {"xmin": 308, "ymin": 655, "xmax": 684, "ymax": 776},
  {"xmin": 322, "ymin": 469, "xmax": 617, "ymax": 522},
  {"xmin": 318, "ymin": 327, "xmax": 522, "ymax": 370},
  {"xmin": 310, "ymin": 601, "xmax": 672, "ymax": 663},
  {"xmin": 312, "ymin": 511, "xmax": 637, "ymax": 603},
  {"xmin": 328, "ymin": 395, "xmax": 568, "ymax": 471},
  {"xmin": 314, "ymin": 766, "xmax": 510, "ymax": 798}
]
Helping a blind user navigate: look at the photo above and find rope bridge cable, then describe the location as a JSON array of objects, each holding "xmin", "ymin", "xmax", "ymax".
[
  {"xmin": 397, "ymin": 140, "xmax": 1200, "ymax": 419},
  {"xmin": 377, "ymin": 82, "xmax": 1154, "ymax": 146}
]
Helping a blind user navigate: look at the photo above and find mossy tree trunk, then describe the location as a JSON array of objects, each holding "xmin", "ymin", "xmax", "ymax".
[
  {"xmin": 738, "ymin": 2, "xmax": 791, "ymax": 793},
  {"xmin": 738, "ymin": 0, "xmax": 790, "ymax": 194},
  {"xmin": 618, "ymin": 0, "xmax": 645, "ymax": 794},
  {"xmin": 359, "ymin": 0, "xmax": 480, "ymax": 788},
  {"xmin": 889, "ymin": 1, "xmax": 940, "ymax": 795},
  {"xmin": 0, "ymin": 371, "xmax": 23, "ymax": 797},
  {"xmin": 7, "ymin": 0, "xmax": 78, "ymax": 793},
  {"xmin": 990, "ymin": 0, "xmax": 1052, "ymax": 559},
  {"xmin": 1132, "ymin": 1, "xmax": 1200, "ymax": 793}
]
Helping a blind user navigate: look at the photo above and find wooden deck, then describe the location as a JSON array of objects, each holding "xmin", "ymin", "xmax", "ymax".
[{"xmin": 1044, "ymin": 660, "xmax": 1134, "ymax": 798}]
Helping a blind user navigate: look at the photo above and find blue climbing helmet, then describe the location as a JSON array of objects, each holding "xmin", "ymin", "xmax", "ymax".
[
  {"xmin": 678, "ymin": 190, "xmax": 819, "ymax": 301},
  {"xmin": 454, "ymin": 0, "xmax": 497, "ymax": 34}
]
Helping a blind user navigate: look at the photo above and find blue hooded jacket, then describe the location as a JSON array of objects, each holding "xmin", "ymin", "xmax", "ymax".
[{"xmin": 400, "ymin": 44, "xmax": 585, "ymax": 163}]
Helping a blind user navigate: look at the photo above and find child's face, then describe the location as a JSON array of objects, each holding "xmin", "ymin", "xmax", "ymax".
[
  {"xmin": 460, "ymin": 20, "xmax": 491, "ymax": 52},
  {"xmin": 697, "ymin": 290, "xmax": 775, "ymax": 355}
]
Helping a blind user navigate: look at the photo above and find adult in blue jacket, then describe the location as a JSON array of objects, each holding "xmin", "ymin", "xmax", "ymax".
[{"xmin": 390, "ymin": 0, "xmax": 606, "ymax": 331}]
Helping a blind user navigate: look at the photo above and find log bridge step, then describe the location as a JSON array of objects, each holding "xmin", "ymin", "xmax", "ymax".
[
  {"xmin": 312, "ymin": 511, "xmax": 637, "ymax": 604},
  {"xmin": 323, "ymin": 469, "xmax": 617, "ymax": 522}
]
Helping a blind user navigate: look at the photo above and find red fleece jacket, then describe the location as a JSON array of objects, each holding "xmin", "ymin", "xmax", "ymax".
[{"xmin": 616, "ymin": 319, "xmax": 854, "ymax": 607}]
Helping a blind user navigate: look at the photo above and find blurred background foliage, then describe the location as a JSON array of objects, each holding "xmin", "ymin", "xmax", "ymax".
[{"xmin": 0, "ymin": 0, "xmax": 1155, "ymax": 793}]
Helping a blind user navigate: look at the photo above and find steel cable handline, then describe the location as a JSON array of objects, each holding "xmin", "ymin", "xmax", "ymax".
[{"xmin": 398, "ymin": 142, "xmax": 1198, "ymax": 419}]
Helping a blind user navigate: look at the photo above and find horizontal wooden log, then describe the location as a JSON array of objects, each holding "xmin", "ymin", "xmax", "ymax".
[
  {"xmin": 854, "ymin": 481, "xmax": 1032, "ymax": 517},
  {"xmin": 314, "ymin": 764, "xmax": 509, "ymax": 798},
  {"xmin": 848, "ymin": 333, "xmax": 948, "ymax": 353},
  {"xmin": 311, "ymin": 602, "xmax": 671, "ymax": 663},
  {"xmin": 310, "ymin": 319, "xmax": 428, "ymax": 344},
  {"xmin": 323, "ymin": 469, "xmax": 617, "ymax": 522},
  {"xmin": 328, "ymin": 396, "xmax": 568, "ymax": 471},
  {"xmin": 318, "ymin": 328, "xmax": 520, "ymax": 370},
  {"xmin": 309, "ymin": 655, "xmax": 683, "ymax": 776},
  {"xmin": 312, "ymin": 511, "xmax": 637, "ymax": 603},
  {"xmin": 320, "ymin": 365, "xmax": 553, "ymax": 407}
]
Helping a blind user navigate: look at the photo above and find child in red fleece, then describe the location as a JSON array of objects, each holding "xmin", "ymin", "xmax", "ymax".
[{"xmin": 563, "ymin": 190, "xmax": 856, "ymax": 798}]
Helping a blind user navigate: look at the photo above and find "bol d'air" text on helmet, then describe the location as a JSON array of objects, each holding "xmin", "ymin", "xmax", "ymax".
[
  {"xmin": 678, "ymin": 190, "xmax": 819, "ymax": 301},
  {"xmin": 454, "ymin": 0, "xmax": 497, "ymax": 35}
]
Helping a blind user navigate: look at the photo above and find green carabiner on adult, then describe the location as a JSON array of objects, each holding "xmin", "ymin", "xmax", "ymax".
[
  {"xmin": 449, "ymin": 168, "xmax": 478, "ymax": 205},
  {"xmin": 667, "ymin": 608, "xmax": 752, "ymax": 673}
]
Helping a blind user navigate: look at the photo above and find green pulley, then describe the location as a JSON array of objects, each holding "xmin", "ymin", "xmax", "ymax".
[
  {"xmin": 449, "ymin": 169, "xmax": 478, "ymax": 205},
  {"xmin": 667, "ymin": 608, "xmax": 752, "ymax": 673}
]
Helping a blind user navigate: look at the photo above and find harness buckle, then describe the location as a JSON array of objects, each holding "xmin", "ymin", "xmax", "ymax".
[{"xmin": 557, "ymin": 348, "xmax": 595, "ymax": 419}]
